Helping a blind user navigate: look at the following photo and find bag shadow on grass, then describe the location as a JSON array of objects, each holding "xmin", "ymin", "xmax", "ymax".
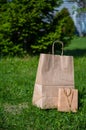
[{"xmin": 64, "ymin": 49, "xmax": 86, "ymax": 57}]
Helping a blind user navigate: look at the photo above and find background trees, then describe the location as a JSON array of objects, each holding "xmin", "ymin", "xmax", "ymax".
[
  {"xmin": 0, "ymin": 0, "xmax": 75, "ymax": 56},
  {"xmin": 68, "ymin": 0, "xmax": 86, "ymax": 11},
  {"xmin": 70, "ymin": 0, "xmax": 86, "ymax": 8},
  {"xmin": 69, "ymin": 0, "xmax": 86, "ymax": 36},
  {"xmin": 32, "ymin": 7, "xmax": 75, "ymax": 53}
]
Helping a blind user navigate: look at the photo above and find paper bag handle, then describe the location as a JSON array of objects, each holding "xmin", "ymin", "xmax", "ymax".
[{"xmin": 52, "ymin": 40, "xmax": 64, "ymax": 55}]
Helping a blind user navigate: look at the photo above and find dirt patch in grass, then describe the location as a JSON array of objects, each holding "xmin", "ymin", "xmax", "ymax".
[{"xmin": 4, "ymin": 102, "xmax": 28, "ymax": 115}]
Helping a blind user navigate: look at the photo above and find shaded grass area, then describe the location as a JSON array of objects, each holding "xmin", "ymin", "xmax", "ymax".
[
  {"xmin": 64, "ymin": 49, "xmax": 86, "ymax": 57},
  {"xmin": 64, "ymin": 37, "xmax": 86, "ymax": 57},
  {"xmin": 0, "ymin": 37, "xmax": 86, "ymax": 130}
]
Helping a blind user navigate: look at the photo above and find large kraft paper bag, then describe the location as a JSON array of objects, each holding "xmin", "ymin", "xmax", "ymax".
[{"xmin": 32, "ymin": 41, "xmax": 74, "ymax": 109}]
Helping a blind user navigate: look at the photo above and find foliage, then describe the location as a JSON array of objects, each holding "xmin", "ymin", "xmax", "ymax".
[
  {"xmin": 0, "ymin": 37, "xmax": 86, "ymax": 129},
  {"xmin": 70, "ymin": 0, "xmax": 86, "ymax": 8},
  {"xmin": 69, "ymin": 0, "xmax": 86, "ymax": 12},
  {"xmin": 0, "ymin": 1, "xmax": 75, "ymax": 55},
  {"xmin": 32, "ymin": 8, "xmax": 75, "ymax": 53},
  {"xmin": 0, "ymin": 0, "xmax": 75, "ymax": 55},
  {"xmin": 0, "ymin": 0, "xmax": 62, "ymax": 56},
  {"xmin": 53, "ymin": 8, "xmax": 75, "ymax": 45}
]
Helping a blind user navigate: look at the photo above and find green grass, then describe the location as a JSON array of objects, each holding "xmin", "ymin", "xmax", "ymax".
[
  {"xmin": 65, "ymin": 37, "xmax": 86, "ymax": 50},
  {"xmin": 64, "ymin": 37, "xmax": 86, "ymax": 57},
  {"xmin": 0, "ymin": 37, "xmax": 86, "ymax": 130}
]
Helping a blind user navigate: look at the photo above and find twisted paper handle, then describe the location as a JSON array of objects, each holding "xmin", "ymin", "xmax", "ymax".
[{"xmin": 52, "ymin": 40, "xmax": 64, "ymax": 55}]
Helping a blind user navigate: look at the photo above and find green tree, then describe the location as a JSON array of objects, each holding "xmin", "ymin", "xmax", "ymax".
[
  {"xmin": 32, "ymin": 8, "xmax": 75, "ymax": 53},
  {"xmin": 68, "ymin": 0, "xmax": 86, "ymax": 36},
  {"xmin": 0, "ymin": 0, "xmax": 7, "ymax": 5},
  {"xmin": 54, "ymin": 8, "xmax": 75, "ymax": 44},
  {"xmin": 70, "ymin": 0, "xmax": 86, "ymax": 8},
  {"xmin": 69, "ymin": 0, "xmax": 86, "ymax": 12},
  {"xmin": 0, "ymin": 0, "xmax": 62, "ymax": 56}
]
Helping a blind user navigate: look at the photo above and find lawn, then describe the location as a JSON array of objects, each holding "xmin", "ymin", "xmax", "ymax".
[{"xmin": 0, "ymin": 37, "xmax": 86, "ymax": 130}]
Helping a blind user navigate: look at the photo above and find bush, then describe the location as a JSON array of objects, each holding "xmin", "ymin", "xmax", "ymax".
[
  {"xmin": 31, "ymin": 8, "xmax": 75, "ymax": 53},
  {"xmin": 0, "ymin": 2, "xmax": 75, "ymax": 55},
  {"xmin": 0, "ymin": 0, "xmax": 61, "ymax": 56}
]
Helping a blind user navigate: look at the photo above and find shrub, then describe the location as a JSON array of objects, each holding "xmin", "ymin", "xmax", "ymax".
[{"xmin": 31, "ymin": 8, "xmax": 75, "ymax": 53}]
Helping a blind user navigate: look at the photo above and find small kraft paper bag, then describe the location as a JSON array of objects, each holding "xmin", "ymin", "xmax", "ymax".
[
  {"xmin": 32, "ymin": 40, "xmax": 74, "ymax": 109},
  {"xmin": 58, "ymin": 88, "xmax": 78, "ymax": 112}
]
